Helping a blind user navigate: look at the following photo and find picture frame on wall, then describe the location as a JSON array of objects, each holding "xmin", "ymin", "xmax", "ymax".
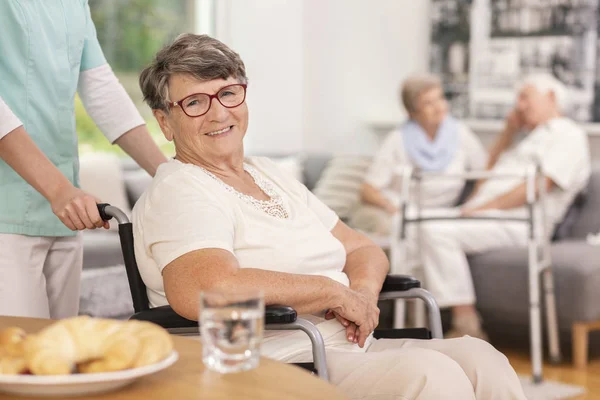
[{"xmin": 430, "ymin": 0, "xmax": 600, "ymax": 124}]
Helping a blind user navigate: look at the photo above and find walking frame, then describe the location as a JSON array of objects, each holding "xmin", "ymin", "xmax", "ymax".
[{"xmin": 389, "ymin": 160, "xmax": 561, "ymax": 383}]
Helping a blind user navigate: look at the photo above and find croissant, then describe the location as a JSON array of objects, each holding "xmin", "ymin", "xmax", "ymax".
[
  {"xmin": 23, "ymin": 316, "xmax": 173, "ymax": 375},
  {"xmin": 0, "ymin": 327, "xmax": 27, "ymax": 374}
]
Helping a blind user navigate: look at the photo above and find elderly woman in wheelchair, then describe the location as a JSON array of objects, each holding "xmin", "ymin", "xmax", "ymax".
[{"xmin": 131, "ymin": 33, "xmax": 526, "ymax": 399}]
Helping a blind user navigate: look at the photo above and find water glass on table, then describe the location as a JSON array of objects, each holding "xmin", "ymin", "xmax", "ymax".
[{"xmin": 199, "ymin": 289, "xmax": 264, "ymax": 373}]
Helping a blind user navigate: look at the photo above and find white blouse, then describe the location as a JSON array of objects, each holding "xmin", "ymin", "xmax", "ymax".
[{"xmin": 133, "ymin": 157, "xmax": 369, "ymax": 361}]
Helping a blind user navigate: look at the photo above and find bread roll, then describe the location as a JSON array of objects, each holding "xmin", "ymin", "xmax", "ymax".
[
  {"xmin": 0, "ymin": 327, "xmax": 27, "ymax": 374},
  {"xmin": 23, "ymin": 316, "xmax": 173, "ymax": 375}
]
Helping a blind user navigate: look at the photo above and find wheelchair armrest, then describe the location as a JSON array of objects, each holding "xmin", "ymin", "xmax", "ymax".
[
  {"xmin": 381, "ymin": 274, "xmax": 421, "ymax": 292},
  {"xmin": 130, "ymin": 305, "xmax": 196, "ymax": 329},
  {"xmin": 130, "ymin": 304, "xmax": 297, "ymax": 329},
  {"xmin": 266, "ymin": 305, "xmax": 297, "ymax": 323}
]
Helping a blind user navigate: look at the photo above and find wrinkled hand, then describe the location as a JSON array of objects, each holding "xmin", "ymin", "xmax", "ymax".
[
  {"xmin": 50, "ymin": 185, "xmax": 108, "ymax": 231},
  {"xmin": 328, "ymin": 287, "xmax": 380, "ymax": 348}
]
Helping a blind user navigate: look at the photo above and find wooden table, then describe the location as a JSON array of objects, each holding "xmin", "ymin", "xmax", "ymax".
[{"xmin": 0, "ymin": 317, "xmax": 348, "ymax": 400}]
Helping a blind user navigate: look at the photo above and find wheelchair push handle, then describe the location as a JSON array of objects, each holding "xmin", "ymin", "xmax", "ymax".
[{"xmin": 96, "ymin": 203, "xmax": 130, "ymax": 224}]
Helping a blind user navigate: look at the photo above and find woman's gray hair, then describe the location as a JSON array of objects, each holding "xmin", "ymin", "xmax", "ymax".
[
  {"xmin": 139, "ymin": 34, "xmax": 248, "ymax": 111},
  {"xmin": 400, "ymin": 74, "xmax": 443, "ymax": 115}
]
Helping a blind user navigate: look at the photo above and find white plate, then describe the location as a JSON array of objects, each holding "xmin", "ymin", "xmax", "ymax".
[{"xmin": 0, "ymin": 351, "xmax": 178, "ymax": 397}]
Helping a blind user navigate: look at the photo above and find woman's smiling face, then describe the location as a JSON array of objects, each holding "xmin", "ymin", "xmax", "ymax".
[{"xmin": 155, "ymin": 74, "xmax": 249, "ymax": 164}]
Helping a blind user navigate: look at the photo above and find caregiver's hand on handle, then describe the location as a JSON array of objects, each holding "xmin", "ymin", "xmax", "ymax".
[{"xmin": 50, "ymin": 184, "xmax": 109, "ymax": 231}]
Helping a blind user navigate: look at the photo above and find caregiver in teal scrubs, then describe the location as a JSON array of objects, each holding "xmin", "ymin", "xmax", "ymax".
[{"xmin": 0, "ymin": 0, "xmax": 167, "ymax": 318}]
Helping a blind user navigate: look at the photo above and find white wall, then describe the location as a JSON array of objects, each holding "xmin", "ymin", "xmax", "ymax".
[
  {"xmin": 215, "ymin": 0, "xmax": 305, "ymax": 155},
  {"xmin": 216, "ymin": 0, "xmax": 431, "ymax": 155},
  {"xmin": 302, "ymin": 0, "xmax": 431, "ymax": 154}
]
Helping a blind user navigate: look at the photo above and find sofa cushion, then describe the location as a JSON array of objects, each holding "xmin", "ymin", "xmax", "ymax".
[
  {"xmin": 313, "ymin": 156, "xmax": 372, "ymax": 219},
  {"xmin": 468, "ymin": 240, "xmax": 600, "ymax": 331},
  {"xmin": 270, "ymin": 155, "xmax": 304, "ymax": 183},
  {"xmin": 569, "ymin": 163, "xmax": 600, "ymax": 239},
  {"xmin": 303, "ymin": 155, "xmax": 331, "ymax": 192},
  {"xmin": 245, "ymin": 154, "xmax": 305, "ymax": 184},
  {"xmin": 123, "ymin": 168, "xmax": 153, "ymax": 207},
  {"xmin": 82, "ymin": 230, "xmax": 123, "ymax": 270},
  {"xmin": 79, "ymin": 265, "xmax": 134, "ymax": 319}
]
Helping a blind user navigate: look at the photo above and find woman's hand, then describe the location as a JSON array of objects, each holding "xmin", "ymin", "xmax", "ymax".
[
  {"xmin": 50, "ymin": 184, "xmax": 109, "ymax": 231},
  {"xmin": 329, "ymin": 286, "xmax": 380, "ymax": 348}
]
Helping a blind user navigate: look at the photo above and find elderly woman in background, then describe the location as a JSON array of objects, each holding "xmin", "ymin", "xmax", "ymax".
[
  {"xmin": 133, "ymin": 34, "xmax": 526, "ymax": 399},
  {"xmin": 351, "ymin": 74, "xmax": 487, "ymax": 235}
]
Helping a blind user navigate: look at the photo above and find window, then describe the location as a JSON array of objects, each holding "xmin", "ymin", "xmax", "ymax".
[{"xmin": 77, "ymin": 0, "xmax": 214, "ymax": 156}]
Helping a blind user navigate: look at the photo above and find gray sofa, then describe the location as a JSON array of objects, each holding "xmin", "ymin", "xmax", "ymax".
[
  {"xmin": 81, "ymin": 155, "xmax": 600, "ymax": 357},
  {"xmin": 468, "ymin": 165, "xmax": 600, "ymax": 353}
]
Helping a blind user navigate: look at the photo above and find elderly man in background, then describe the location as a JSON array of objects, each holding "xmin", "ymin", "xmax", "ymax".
[{"xmin": 418, "ymin": 73, "xmax": 590, "ymax": 339}]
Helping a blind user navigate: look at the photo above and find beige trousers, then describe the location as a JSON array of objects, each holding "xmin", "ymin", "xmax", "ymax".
[
  {"xmin": 328, "ymin": 336, "xmax": 526, "ymax": 400},
  {"xmin": 0, "ymin": 233, "xmax": 82, "ymax": 319}
]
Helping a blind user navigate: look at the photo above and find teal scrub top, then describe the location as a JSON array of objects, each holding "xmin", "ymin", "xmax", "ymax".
[{"xmin": 0, "ymin": 0, "xmax": 107, "ymax": 236}]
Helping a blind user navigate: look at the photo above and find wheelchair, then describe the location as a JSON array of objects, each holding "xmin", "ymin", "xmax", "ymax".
[{"xmin": 97, "ymin": 203, "xmax": 444, "ymax": 381}]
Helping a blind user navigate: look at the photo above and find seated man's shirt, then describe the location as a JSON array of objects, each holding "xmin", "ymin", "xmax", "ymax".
[
  {"xmin": 365, "ymin": 122, "xmax": 487, "ymax": 208},
  {"xmin": 133, "ymin": 157, "xmax": 370, "ymax": 361},
  {"xmin": 467, "ymin": 117, "xmax": 591, "ymax": 235}
]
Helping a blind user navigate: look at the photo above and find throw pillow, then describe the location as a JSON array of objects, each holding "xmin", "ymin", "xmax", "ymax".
[
  {"xmin": 313, "ymin": 155, "xmax": 372, "ymax": 219},
  {"xmin": 268, "ymin": 155, "xmax": 304, "ymax": 184}
]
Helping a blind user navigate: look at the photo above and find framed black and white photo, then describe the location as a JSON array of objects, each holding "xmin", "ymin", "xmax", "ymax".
[{"xmin": 430, "ymin": 0, "xmax": 600, "ymax": 122}]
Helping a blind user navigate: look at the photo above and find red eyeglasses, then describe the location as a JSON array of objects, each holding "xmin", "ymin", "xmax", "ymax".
[{"xmin": 168, "ymin": 84, "xmax": 247, "ymax": 117}]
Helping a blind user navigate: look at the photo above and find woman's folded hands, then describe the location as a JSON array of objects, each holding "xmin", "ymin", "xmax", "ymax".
[{"xmin": 325, "ymin": 286, "xmax": 380, "ymax": 348}]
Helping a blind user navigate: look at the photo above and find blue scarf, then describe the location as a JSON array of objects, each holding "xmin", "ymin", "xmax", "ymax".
[{"xmin": 401, "ymin": 116, "xmax": 459, "ymax": 172}]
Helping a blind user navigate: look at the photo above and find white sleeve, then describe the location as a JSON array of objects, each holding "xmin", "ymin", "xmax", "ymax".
[
  {"xmin": 540, "ymin": 124, "xmax": 590, "ymax": 191},
  {"xmin": 0, "ymin": 96, "xmax": 23, "ymax": 140},
  {"xmin": 364, "ymin": 131, "xmax": 403, "ymax": 189},
  {"xmin": 142, "ymin": 180, "xmax": 236, "ymax": 272},
  {"xmin": 460, "ymin": 124, "xmax": 488, "ymax": 170},
  {"xmin": 77, "ymin": 64, "xmax": 145, "ymax": 144},
  {"xmin": 306, "ymin": 189, "xmax": 339, "ymax": 230}
]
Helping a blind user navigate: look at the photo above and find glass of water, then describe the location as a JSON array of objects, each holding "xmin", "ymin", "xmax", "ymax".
[{"xmin": 199, "ymin": 289, "xmax": 264, "ymax": 373}]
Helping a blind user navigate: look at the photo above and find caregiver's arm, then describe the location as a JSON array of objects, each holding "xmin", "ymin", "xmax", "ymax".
[
  {"xmin": 0, "ymin": 110, "xmax": 107, "ymax": 231},
  {"xmin": 113, "ymin": 126, "xmax": 167, "ymax": 177},
  {"xmin": 78, "ymin": 64, "xmax": 167, "ymax": 177}
]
